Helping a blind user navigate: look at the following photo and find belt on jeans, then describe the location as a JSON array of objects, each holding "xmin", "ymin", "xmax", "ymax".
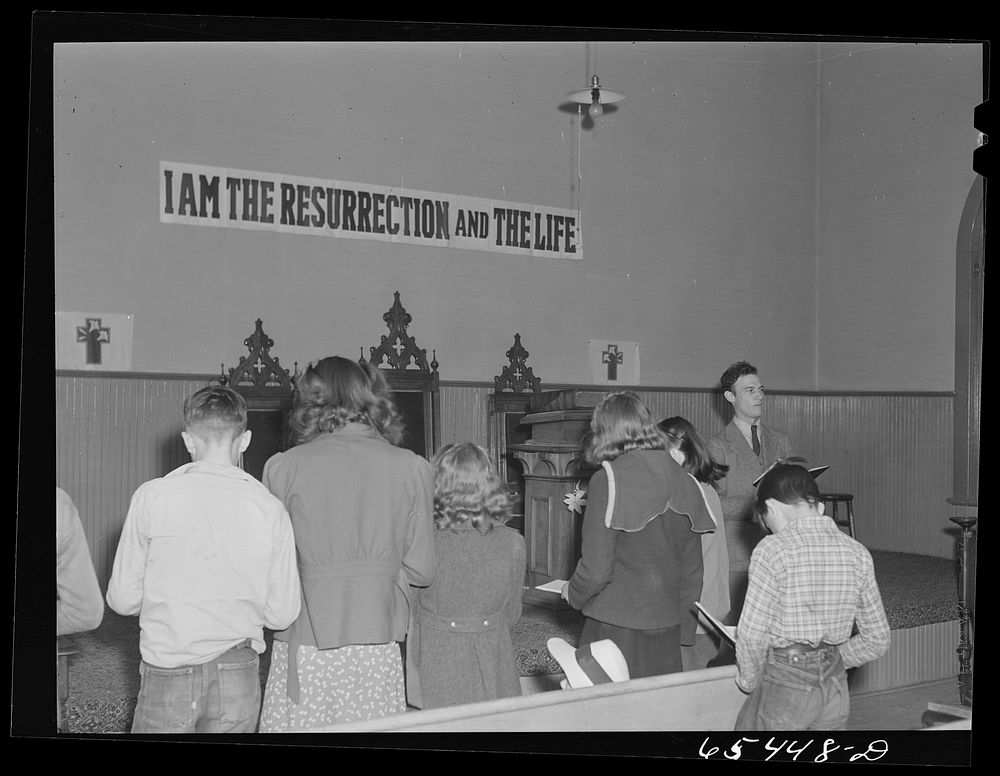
[
  {"xmin": 143, "ymin": 639, "xmax": 256, "ymax": 671},
  {"xmin": 772, "ymin": 641, "xmax": 838, "ymax": 659},
  {"xmin": 215, "ymin": 638, "xmax": 255, "ymax": 660}
]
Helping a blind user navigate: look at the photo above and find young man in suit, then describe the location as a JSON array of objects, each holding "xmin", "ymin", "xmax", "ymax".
[{"xmin": 707, "ymin": 361, "xmax": 795, "ymax": 623}]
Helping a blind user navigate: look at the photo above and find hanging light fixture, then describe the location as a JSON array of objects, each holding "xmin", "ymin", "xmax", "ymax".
[{"xmin": 567, "ymin": 74, "xmax": 626, "ymax": 119}]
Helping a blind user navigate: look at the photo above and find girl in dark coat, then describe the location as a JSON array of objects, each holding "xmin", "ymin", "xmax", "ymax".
[
  {"xmin": 408, "ymin": 443, "xmax": 527, "ymax": 709},
  {"xmin": 561, "ymin": 392, "xmax": 712, "ymax": 679}
]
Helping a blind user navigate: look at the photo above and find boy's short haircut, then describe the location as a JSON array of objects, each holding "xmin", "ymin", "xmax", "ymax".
[
  {"xmin": 720, "ymin": 360, "xmax": 758, "ymax": 395},
  {"xmin": 753, "ymin": 457, "xmax": 820, "ymax": 521},
  {"xmin": 183, "ymin": 385, "xmax": 248, "ymax": 439}
]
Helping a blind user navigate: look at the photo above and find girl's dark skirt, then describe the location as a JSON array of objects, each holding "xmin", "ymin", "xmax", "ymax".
[{"xmin": 578, "ymin": 617, "xmax": 682, "ymax": 679}]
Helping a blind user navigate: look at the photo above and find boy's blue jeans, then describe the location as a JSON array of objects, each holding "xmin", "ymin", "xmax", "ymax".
[
  {"xmin": 735, "ymin": 645, "xmax": 849, "ymax": 731},
  {"xmin": 131, "ymin": 640, "xmax": 261, "ymax": 733}
]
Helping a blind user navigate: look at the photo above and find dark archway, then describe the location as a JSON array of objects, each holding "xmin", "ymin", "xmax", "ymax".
[{"xmin": 952, "ymin": 176, "xmax": 983, "ymax": 506}]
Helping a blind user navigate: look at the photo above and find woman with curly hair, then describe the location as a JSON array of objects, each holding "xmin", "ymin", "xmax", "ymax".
[
  {"xmin": 560, "ymin": 391, "xmax": 713, "ymax": 679},
  {"xmin": 258, "ymin": 356, "xmax": 436, "ymax": 731},
  {"xmin": 407, "ymin": 442, "xmax": 526, "ymax": 709}
]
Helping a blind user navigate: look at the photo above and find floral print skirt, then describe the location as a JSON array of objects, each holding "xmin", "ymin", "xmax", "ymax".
[{"xmin": 258, "ymin": 640, "xmax": 406, "ymax": 732}]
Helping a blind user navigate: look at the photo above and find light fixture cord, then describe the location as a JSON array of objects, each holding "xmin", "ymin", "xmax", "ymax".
[
  {"xmin": 576, "ymin": 105, "xmax": 583, "ymax": 213},
  {"xmin": 574, "ymin": 42, "xmax": 590, "ymax": 218}
]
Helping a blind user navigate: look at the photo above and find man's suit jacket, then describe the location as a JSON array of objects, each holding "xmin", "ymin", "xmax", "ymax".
[{"xmin": 707, "ymin": 420, "xmax": 794, "ymax": 572}]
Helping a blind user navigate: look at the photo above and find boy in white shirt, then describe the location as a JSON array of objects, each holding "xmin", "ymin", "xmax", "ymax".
[{"xmin": 107, "ymin": 385, "xmax": 301, "ymax": 733}]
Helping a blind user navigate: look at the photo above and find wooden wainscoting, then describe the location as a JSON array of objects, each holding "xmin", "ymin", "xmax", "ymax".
[
  {"xmin": 56, "ymin": 372, "xmax": 957, "ymax": 591},
  {"xmin": 442, "ymin": 383, "xmax": 956, "ymax": 559},
  {"xmin": 56, "ymin": 372, "xmax": 213, "ymax": 589}
]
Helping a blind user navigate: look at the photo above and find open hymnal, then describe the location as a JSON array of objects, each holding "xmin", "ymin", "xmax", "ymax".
[
  {"xmin": 695, "ymin": 602, "xmax": 736, "ymax": 647},
  {"xmin": 752, "ymin": 462, "xmax": 830, "ymax": 487},
  {"xmin": 535, "ymin": 578, "xmax": 568, "ymax": 594}
]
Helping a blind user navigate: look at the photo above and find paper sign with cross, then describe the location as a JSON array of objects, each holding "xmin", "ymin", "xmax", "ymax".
[
  {"xmin": 587, "ymin": 339, "xmax": 640, "ymax": 385},
  {"xmin": 57, "ymin": 312, "xmax": 134, "ymax": 370}
]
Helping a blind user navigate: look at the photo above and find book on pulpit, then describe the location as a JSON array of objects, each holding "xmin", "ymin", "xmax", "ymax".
[
  {"xmin": 752, "ymin": 462, "xmax": 830, "ymax": 487},
  {"xmin": 535, "ymin": 578, "xmax": 568, "ymax": 594},
  {"xmin": 695, "ymin": 602, "xmax": 736, "ymax": 647},
  {"xmin": 533, "ymin": 389, "xmax": 606, "ymax": 412}
]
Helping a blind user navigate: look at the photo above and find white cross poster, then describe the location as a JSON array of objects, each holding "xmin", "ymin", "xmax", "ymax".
[
  {"xmin": 587, "ymin": 340, "xmax": 640, "ymax": 385},
  {"xmin": 56, "ymin": 312, "xmax": 134, "ymax": 370}
]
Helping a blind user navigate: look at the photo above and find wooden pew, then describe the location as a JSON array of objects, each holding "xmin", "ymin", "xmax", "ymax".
[{"xmin": 297, "ymin": 665, "xmax": 744, "ymax": 732}]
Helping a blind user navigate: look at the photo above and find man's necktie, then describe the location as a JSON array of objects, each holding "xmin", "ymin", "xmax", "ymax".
[{"xmin": 751, "ymin": 424, "xmax": 761, "ymax": 457}]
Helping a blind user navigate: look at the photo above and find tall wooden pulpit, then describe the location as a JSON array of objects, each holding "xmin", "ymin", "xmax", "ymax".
[{"xmin": 510, "ymin": 389, "xmax": 603, "ymax": 608}]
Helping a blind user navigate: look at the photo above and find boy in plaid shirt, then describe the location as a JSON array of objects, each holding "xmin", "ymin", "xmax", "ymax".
[{"xmin": 734, "ymin": 459, "xmax": 890, "ymax": 730}]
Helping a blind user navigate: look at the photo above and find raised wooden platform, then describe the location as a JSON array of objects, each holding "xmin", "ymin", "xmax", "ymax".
[
  {"xmin": 850, "ymin": 619, "xmax": 960, "ymax": 695},
  {"xmin": 512, "ymin": 549, "xmax": 963, "ymax": 696}
]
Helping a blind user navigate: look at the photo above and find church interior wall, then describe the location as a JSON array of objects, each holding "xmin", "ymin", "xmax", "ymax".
[{"xmin": 53, "ymin": 40, "xmax": 982, "ymax": 578}]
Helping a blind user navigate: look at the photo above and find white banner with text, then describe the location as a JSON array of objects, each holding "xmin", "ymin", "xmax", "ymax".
[{"xmin": 159, "ymin": 161, "xmax": 582, "ymax": 259}]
